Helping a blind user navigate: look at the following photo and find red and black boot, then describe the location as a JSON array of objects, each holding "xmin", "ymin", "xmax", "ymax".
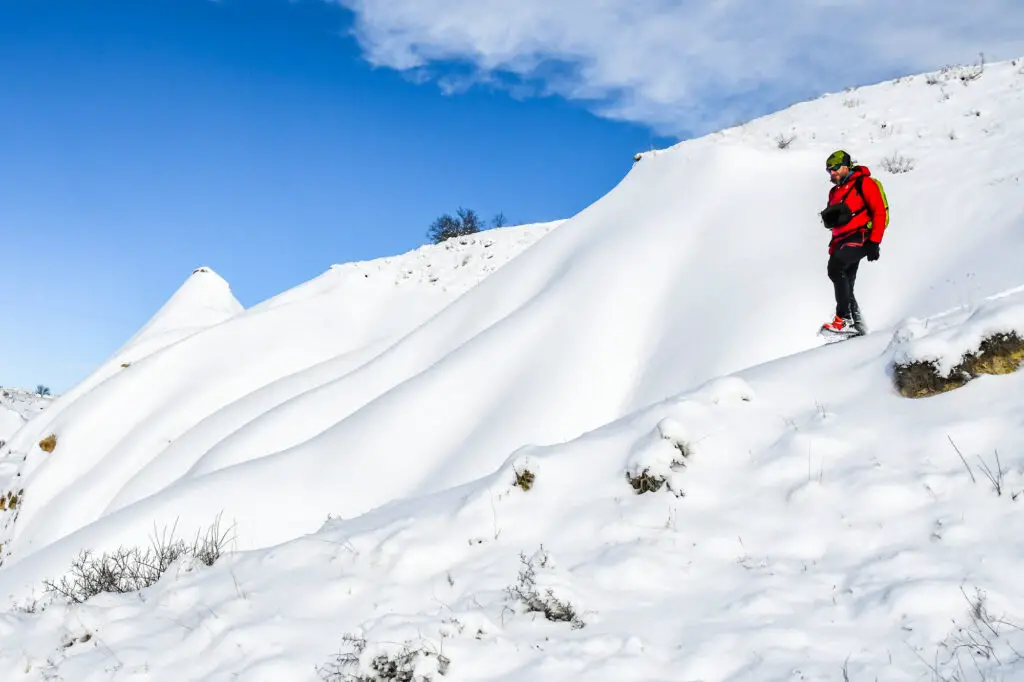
[{"xmin": 820, "ymin": 314, "xmax": 859, "ymax": 336}]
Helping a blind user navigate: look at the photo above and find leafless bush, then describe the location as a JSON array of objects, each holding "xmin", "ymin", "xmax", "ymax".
[
  {"xmin": 926, "ymin": 54, "xmax": 985, "ymax": 86},
  {"xmin": 42, "ymin": 515, "xmax": 233, "ymax": 604},
  {"xmin": 881, "ymin": 152, "xmax": 915, "ymax": 174},
  {"xmin": 512, "ymin": 466, "xmax": 535, "ymax": 491},
  {"xmin": 10, "ymin": 594, "xmax": 41, "ymax": 614},
  {"xmin": 775, "ymin": 132, "xmax": 796, "ymax": 149},
  {"xmin": 958, "ymin": 53, "xmax": 985, "ymax": 83},
  {"xmin": 317, "ymin": 634, "xmax": 450, "ymax": 681},
  {"xmin": 918, "ymin": 587, "xmax": 1024, "ymax": 681},
  {"xmin": 626, "ymin": 468, "xmax": 667, "ymax": 493},
  {"xmin": 505, "ymin": 547, "xmax": 584, "ymax": 629},
  {"xmin": 626, "ymin": 436, "xmax": 690, "ymax": 496}
]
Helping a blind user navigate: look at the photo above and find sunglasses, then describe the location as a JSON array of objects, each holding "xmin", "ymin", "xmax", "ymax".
[{"xmin": 826, "ymin": 165, "xmax": 843, "ymax": 173}]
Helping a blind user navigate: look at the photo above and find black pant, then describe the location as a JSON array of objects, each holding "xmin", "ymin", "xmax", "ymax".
[{"xmin": 827, "ymin": 243, "xmax": 865, "ymax": 320}]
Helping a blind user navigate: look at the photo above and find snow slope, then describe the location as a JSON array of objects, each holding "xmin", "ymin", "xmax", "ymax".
[
  {"xmin": 0, "ymin": 388, "xmax": 52, "ymax": 443},
  {"xmin": 0, "ymin": 221, "xmax": 561, "ymax": 563},
  {"xmin": 1, "ymin": 58, "xmax": 1024, "ymax": 682},
  {"xmin": 4, "ymin": 287, "xmax": 1024, "ymax": 682}
]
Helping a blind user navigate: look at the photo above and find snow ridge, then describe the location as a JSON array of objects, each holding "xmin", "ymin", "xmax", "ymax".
[
  {"xmin": 118, "ymin": 265, "xmax": 244, "ymax": 359},
  {"xmin": 251, "ymin": 221, "xmax": 564, "ymax": 315}
]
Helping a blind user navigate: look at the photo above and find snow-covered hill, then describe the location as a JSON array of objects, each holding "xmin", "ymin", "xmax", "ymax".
[
  {"xmin": 0, "ymin": 388, "xmax": 52, "ymax": 444},
  {"xmin": 0, "ymin": 221, "xmax": 560, "ymax": 567},
  {"xmin": 1, "ymin": 58, "xmax": 1023, "ymax": 682}
]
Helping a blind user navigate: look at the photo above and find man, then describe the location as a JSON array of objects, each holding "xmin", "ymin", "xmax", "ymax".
[{"xmin": 819, "ymin": 149, "xmax": 888, "ymax": 336}]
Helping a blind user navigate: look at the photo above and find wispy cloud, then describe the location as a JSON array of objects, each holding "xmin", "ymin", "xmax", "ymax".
[{"xmin": 330, "ymin": 0, "xmax": 1024, "ymax": 137}]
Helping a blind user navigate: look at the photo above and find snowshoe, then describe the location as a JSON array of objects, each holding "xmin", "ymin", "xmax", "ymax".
[
  {"xmin": 818, "ymin": 315, "xmax": 863, "ymax": 343},
  {"xmin": 818, "ymin": 327, "xmax": 863, "ymax": 344}
]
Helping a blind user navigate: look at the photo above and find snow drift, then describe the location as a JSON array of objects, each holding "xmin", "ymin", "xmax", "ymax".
[
  {"xmin": 4, "ymin": 60, "xmax": 1024, "ymax": 573},
  {"xmin": 5, "ymin": 283, "xmax": 1024, "ymax": 682}
]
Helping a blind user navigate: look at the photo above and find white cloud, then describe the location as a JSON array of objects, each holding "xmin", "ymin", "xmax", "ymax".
[{"xmin": 331, "ymin": 0, "xmax": 1024, "ymax": 137}]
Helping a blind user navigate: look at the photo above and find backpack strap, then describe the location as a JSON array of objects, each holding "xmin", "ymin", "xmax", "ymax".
[
  {"xmin": 843, "ymin": 175, "xmax": 872, "ymax": 222},
  {"xmin": 852, "ymin": 176, "xmax": 868, "ymax": 212}
]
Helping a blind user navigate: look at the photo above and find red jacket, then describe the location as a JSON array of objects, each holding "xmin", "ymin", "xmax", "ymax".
[{"xmin": 826, "ymin": 165, "xmax": 888, "ymax": 254}]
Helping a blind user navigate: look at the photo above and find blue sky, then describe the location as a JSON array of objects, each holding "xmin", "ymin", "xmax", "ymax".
[
  {"xmin": 1, "ymin": 0, "xmax": 1022, "ymax": 394},
  {"xmin": 0, "ymin": 0, "xmax": 672, "ymax": 393}
]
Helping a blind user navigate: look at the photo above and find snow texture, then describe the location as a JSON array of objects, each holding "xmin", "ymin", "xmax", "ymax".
[{"xmin": 1, "ymin": 58, "xmax": 1024, "ymax": 682}]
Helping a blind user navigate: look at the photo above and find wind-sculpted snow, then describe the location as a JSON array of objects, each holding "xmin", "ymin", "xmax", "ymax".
[{"xmin": 1, "ymin": 58, "xmax": 1023, "ymax": 682}]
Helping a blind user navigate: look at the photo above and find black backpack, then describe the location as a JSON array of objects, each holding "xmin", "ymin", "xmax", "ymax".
[{"xmin": 820, "ymin": 174, "xmax": 889, "ymax": 230}]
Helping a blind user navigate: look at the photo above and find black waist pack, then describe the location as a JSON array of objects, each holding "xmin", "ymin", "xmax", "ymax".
[{"xmin": 820, "ymin": 203, "xmax": 852, "ymax": 229}]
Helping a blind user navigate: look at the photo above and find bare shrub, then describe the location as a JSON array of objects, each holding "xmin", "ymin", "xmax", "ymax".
[
  {"xmin": 926, "ymin": 54, "xmax": 985, "ymax": 87},
  {"xmin": 505, "ymin": 547, "xmax": 584, "ymax": 629},
  {"xmin": 775, "ymin": 132, "xmax": 796, "ymax": 149},
  {"xmin": 918, "ymin": 587, "xmax": 1024, "ymax": 681},
  {"xmin": 317, "ymin": 634, "xmax": 450, "ymax": 681},
  {"xmin": 958, "ymin": 53, "xmax": 985, "ymax": 84},
  {"xmin": 512, "ymin": 467, "xmax": 535, "ymax": 492},
  {"xmin": 427, "ymin": 207, "xmax": 483, "ymax": 244},
  {"xmin": 42, "ymin": 516, "xmax": 233, "ymax": 604},
  {"xmin": 626, "ymin": 468, "xmax": 666, "ymax": 494},
  {"xmin": 190, "ymin": 514, "xmax": 233, "ymax": 566},
  {"xmin": 880, "ymin": 152, "xmax": 915, "ymax": 174},
  {"xmin": 626, "ymin": 434, "xmax": 689, "ymax": 496}
]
